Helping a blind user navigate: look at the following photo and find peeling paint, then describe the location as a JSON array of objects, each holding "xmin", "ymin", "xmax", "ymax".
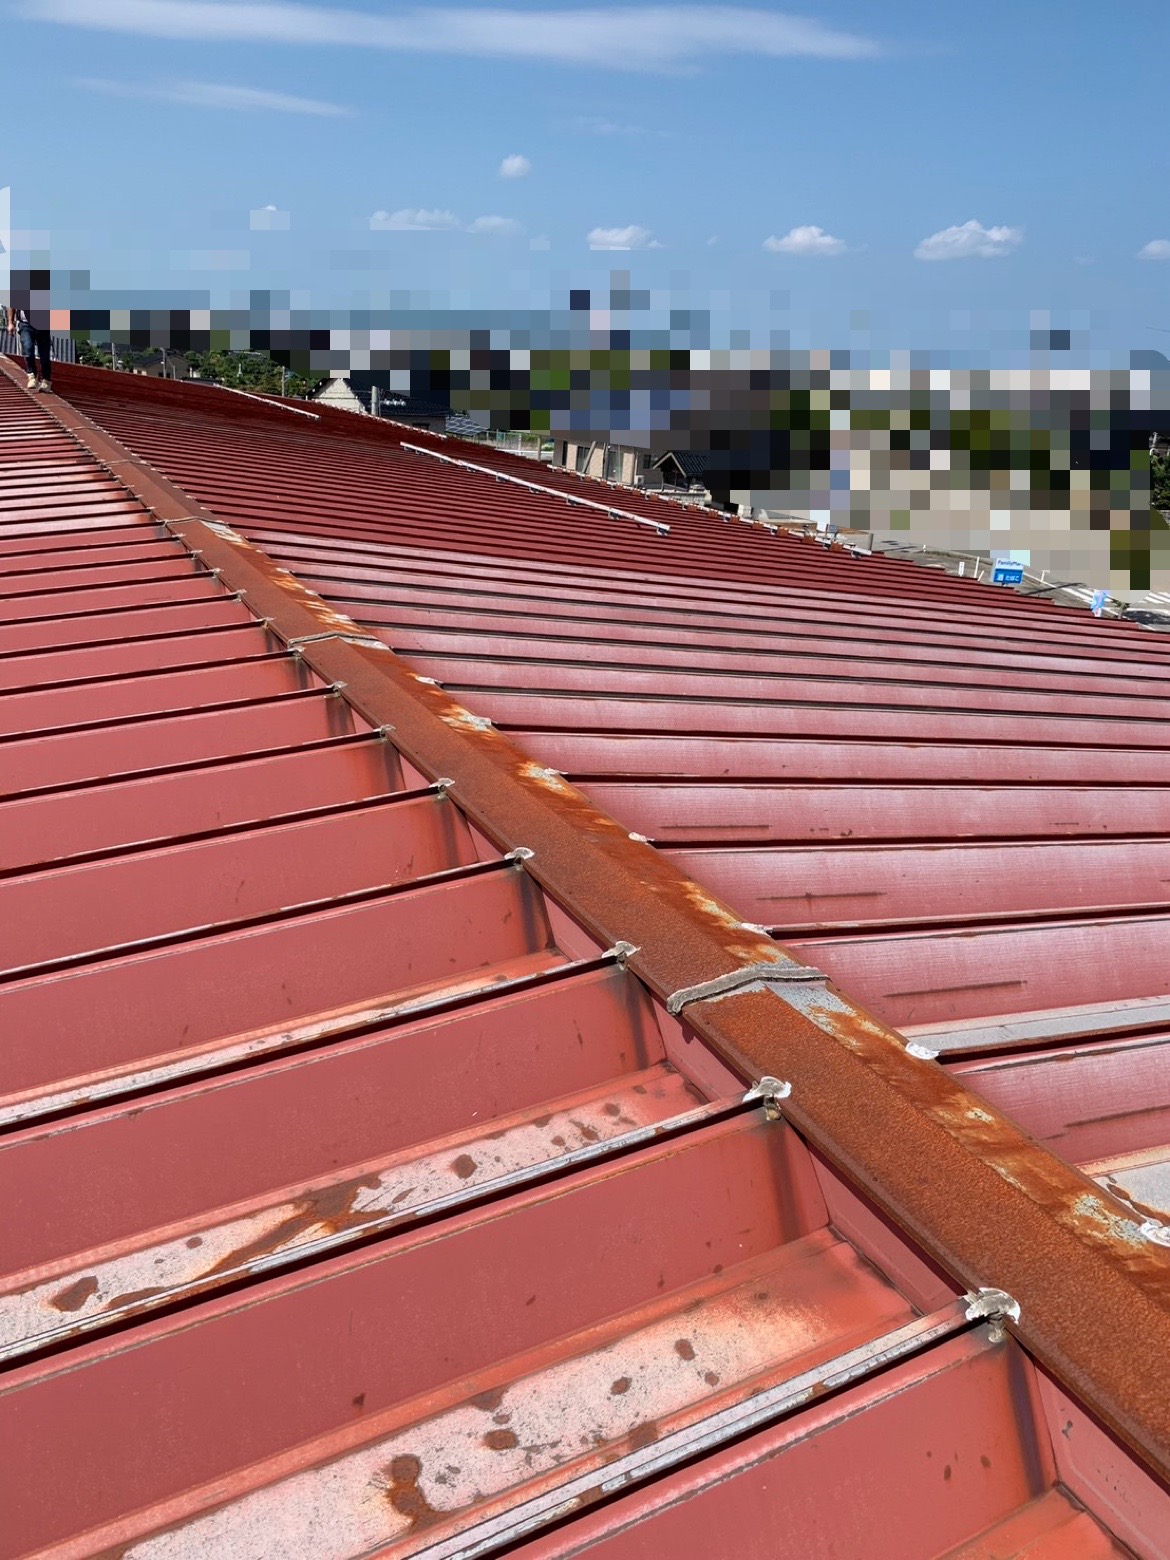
[
  {"xmin": 112, "ymin": 1237, "xmax": 910, "ymax": 1558},
  {"xmin": 0, "ymin": 1071, "xmax": 714, "ymax": 1360}
]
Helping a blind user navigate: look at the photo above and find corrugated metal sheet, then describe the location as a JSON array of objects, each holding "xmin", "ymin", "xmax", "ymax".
[{"xmin": 3, "ymin": 360, "xmax": 1169, "ymax": 1558}]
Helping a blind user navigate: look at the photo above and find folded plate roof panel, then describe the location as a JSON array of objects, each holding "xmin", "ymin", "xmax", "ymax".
[{"xmin": 2, "ymin": 359, "xmax": 1169, "ymax": 1559}]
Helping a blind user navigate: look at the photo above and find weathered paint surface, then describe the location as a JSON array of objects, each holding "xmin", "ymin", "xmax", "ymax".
[
  {"xmin": 1089, "ymin": 1151, "xmax": 1170, "ymax": 1231},
  {"xmin": 1, "ymin": 1067, "xmax": 715, "ymax": 1359},
  {"xmin": 3, "ymin": 358, "xmax": 1167, "ymax": 1558},
  {"xmin": 60, "ymin": 1233, "xmax": 912, "ymax": 1559},
  {"xmin": 511, "ymin": 1335, "xmax": 1133, "ymax": 1560}
]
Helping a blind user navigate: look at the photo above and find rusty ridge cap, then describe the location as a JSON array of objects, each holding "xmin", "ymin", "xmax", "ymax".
[{"xmin": 22, "ymin": 360, "xmax": 1170, "ymax": 1483}]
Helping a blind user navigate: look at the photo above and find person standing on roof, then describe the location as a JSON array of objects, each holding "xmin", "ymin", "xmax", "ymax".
[{"xmin": 5, "ymin": 268, "xmax": 53, "ymax": 392}]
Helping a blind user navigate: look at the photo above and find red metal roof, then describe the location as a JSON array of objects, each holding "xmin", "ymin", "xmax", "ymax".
[{"xmin": 2, "ymin": 359, "xmax": 1169, "ymax": 1558}]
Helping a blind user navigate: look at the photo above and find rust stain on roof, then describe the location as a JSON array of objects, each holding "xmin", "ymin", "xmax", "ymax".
[{"xmin": 0, "ymin": 357, "xmax": 1166, "ymax": 1559}]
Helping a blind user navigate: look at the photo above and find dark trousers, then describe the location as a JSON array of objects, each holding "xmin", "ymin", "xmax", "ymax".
[{"xmin": 17, "ymin": 323, "xmax": 52, "ymax": 382}]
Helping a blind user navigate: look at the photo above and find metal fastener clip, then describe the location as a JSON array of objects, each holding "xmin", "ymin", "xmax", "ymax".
[
  {"xmin": 605, "ymin": 941, "xmax": 640, "ymax": 967},
  {"xmin": 743, "ymin": 1076, "xmax": 793, "ymax": 1121},
  {"xmin": 963, "ymin": 1288, "xmax": 1021, "ymax": 1342},
  {"xmin": 906, "ymin": 1042, "xmax": 940, "ymax": 1061}
]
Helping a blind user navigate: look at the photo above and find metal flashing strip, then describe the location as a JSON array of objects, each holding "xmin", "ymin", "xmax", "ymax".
[
  {"xmin": 906, "ymin": 994, "xmax": 1170, "ymax": 1057},
  {"xmin": 401, "ymin": 442, "xmax": 672, "ymax": 535},
  {"xmin": 412, "ymin": 1302, "xmax": 972, "ymax": 1560},
  {"xmin": 666, "ymin": 960, "xmax": 827, "ymax": 1015},
  {"xmin": 18, "ymin": 358, "xmax": 1170, "ymax": 1485},
  {"xmin": 285, "ymin": 629, "xmax": 388, "ymax": 652}
]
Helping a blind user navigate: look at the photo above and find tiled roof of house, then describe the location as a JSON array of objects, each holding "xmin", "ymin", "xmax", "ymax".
[{"xmin": 653, "ymin": 448, "xmax": 716, "ymax": 480}]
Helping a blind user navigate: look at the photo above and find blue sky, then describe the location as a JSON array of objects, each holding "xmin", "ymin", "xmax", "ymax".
[{"xmin": 2, "ymin": 1, "xmax": 1165, "ymax": 354}]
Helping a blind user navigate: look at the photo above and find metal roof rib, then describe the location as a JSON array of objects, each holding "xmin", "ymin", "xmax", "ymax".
[{"xmin": 0, "ymin": 358, "xmax": 1167, "ymax": 1559}]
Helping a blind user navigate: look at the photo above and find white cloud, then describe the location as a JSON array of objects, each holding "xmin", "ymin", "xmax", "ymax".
[
  {"xmin": 469, "ymin": 214, "xmax": 523, "ymax": 236},
  {"xmin": 498, "ymin": 153, "xmax": 531, "ymax": 179},
  {"xmin": 369, "ymin": 209, "xmax": 523, "ymax": 236},
  {"xmin": 530, "ymin": 234, "xmax": 551, "ymax": 251},
  {"xmin": 76, "ymin": 75, "xmax": 350, "ymax": 114},
  {"xmin": 914, "ymin": 220, "xmax": 1022, "ymax": 261},
  {"xmin": 1138, "ymin": 240, "xmax": 1170, "ymax": 261},
  {"xmin": 763, "ymin": 224, "xmax": 845, "ymax": 256},
  {"xmin": 250, "ymin": 204, "xmax": 290, "ymax": 231},
  {"xmin": 587, "ymin": 225, "xmax": 659, "ymax": 250},
  {"xmin": 31, "ymin": 4, "xmax": 882, "ymax": 70},
  {"xmin": 369, "ymin": 207, "xmax": 460, "ymax": 231}
]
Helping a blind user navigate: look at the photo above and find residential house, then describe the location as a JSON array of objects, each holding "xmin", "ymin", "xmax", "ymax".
[
  {"xmin": 553, "ymin": 439, "xmax": 651, "ymax": 487},
  {"xmin": 310, "ymin": 374, "xmax": 452, "ymax": 434},
  {"xmin": 132, "ymin": 349, "xmax": 192, "ymax": 380}
]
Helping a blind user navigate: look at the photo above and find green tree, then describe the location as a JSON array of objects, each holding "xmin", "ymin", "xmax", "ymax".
[
  {"xmin": 1153, "ymin": 451, "xmax": 1170, "ymax": 512},
  {"xmin": 73, "ymin": 341, "xmax": 326, "ymax": 398},
  {"xmin": 75, "ymin": 339, "xmax": 112, "ymax": 369},
  {"xmin": 184, "ymin": 350, "xmax": 326, "ymax": 398}
]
